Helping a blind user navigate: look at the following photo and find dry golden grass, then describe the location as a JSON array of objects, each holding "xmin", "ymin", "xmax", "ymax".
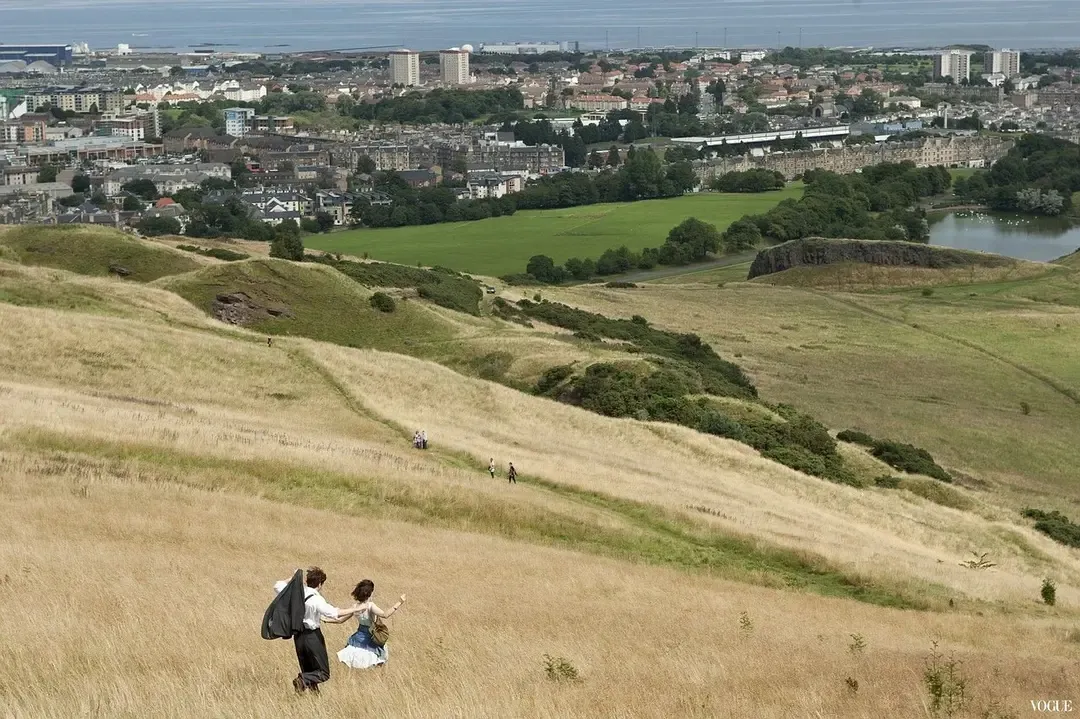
[
  {"xmin": 543, "ymin": 282, "xmax": 1080, "ymax": 500},
  {"xmin": 750, "ymin": 261, "xmax": 1053, "ymax": 291},
  {"xmin": 2, "ymin": 251, "xmax": 1080, "ymax": 717},
  {"xmin": 2, "ymin": 453, "xmax": 1079, "ymax": 719}
]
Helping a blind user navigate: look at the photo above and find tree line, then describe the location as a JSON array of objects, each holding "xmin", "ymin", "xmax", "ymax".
[{"xmin": 953, "ymin": 134, "xmax": 1080, "ymax": 216}]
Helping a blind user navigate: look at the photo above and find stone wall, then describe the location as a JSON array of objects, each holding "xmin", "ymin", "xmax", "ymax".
[{"xmin": 697, "ymin": 135, "xmax": 1014, "ymax": 183}]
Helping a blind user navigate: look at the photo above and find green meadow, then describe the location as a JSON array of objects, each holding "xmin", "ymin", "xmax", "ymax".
[{"xmin": 306, "ymin": 186, "xmax": 803, "ymax": 277}]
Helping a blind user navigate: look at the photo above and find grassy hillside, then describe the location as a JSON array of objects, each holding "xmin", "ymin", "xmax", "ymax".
[
  {"xmin": 751, "ymin": 260, "xmax": 1055, "ymax": 291},
  {"xmin": 0, "ymin": 224, "xmax": 201, "ymax": 281},
  {"xmin": 158, "ymin": 258, "xmax": 456, "ymax": 353},
  {"xmin": 306, "ymin": 187, "xmax": 802, "ymax": 276},
  {"xmin": 545, "ymin": 263, "xmax": 1080, "ymax": 502},
  {"xmin": 3, "ymin": 224, "xmax": 1080, "ymax": 717}
]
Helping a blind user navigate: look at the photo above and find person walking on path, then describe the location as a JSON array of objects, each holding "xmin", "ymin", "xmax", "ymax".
[
  {"xmin": 488, "ymin": 458, "xmax": 496, "ymax": 478},
  {"xmin": 421, "ymin": 430, "xmax": 428, "ymax": 450},
  {"xmin": 272, "ymin": 567, "xmax": 360, "ymax": 694},
  {"xmin": 508, "ymin": 463, "xmax": 517, "ymax": 484}
]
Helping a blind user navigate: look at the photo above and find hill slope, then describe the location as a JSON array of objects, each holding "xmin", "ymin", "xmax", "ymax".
[{"xmin": 0, "ymin": 224, "xmax": 201, "ymax": 281}]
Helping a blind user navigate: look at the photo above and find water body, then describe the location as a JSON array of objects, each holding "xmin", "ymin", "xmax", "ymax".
[
  {"xmin": 3, "ymin": 0, "xmax": 1080, "ymax": 53},
  {"xmin": 929, "ymin": 211, "xmax": 1080, "ymax": 262}
]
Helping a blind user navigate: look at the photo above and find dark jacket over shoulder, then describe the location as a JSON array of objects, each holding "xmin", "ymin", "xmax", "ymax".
[{"xmin": 262, "ymin": 569, "xmax": 305, "ymax": 640}]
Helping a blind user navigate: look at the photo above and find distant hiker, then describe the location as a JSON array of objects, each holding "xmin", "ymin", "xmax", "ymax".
[
  {"xmin": 267, "ymin": 336, "xmax": 273, "ymax": 347},
  {"xmin": 421, "ymin": 430, "xmax": 428, "ymax": 450},
  {"xmin": 333, "ymin": 580, "xmax": 406, "ymax": 669},
  {"xmin": 488, "ymin": 458, "xmax": 496, "ymax": 478},
  {"xmin": 270, "ymin": 567, "xmax": 361, "ymax": 694},
  {"xmin": 413, "ymin": 431, "xmax": 421, "ymax": 449},
  {"xmin": 508, "ymin": 463, "xmax": 517, "ymax": 484}
]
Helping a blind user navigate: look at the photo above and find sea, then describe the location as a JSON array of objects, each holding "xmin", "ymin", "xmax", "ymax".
[{"xmin": 2, "ymin": 0, "xmax": 1079, "ymax": 54}]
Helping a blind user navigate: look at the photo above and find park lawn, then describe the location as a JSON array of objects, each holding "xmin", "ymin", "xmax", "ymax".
[{"xmin": 306, "ymin": 186, "xmax": 802, "ymax": 277}]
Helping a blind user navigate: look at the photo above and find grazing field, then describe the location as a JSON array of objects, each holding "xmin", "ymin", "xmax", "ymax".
[{"xmin": 306, "ymin": 186, "xmax": 803, "ymax": 276}]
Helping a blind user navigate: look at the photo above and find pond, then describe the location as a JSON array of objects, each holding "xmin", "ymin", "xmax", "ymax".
[{"xmin": 929, "ymin": 211, "xmax": 1080, "ymax": 262}]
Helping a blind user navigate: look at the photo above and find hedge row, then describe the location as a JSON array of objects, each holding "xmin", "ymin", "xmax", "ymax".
[{"xmin": 837, "ymin": 428, "xmax": 951, "ymax": 482}]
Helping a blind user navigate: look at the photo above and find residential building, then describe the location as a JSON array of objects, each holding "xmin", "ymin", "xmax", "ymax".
[
  {"xmin": 465, "ymin": 173, "xmax": 524, "ymax": 199},
  {"xmin": 0, "ymin": 165, "xmax": 41, "ymax": 186},
  {"xmin": 251, "ymin": 116, "xmax": 294, "ymax": 134},
  {"xmin": 25, "ymin": 86, "xmax": 125, "ymax": 114},
  {"xmin": 0, "ymin": 45, "xmax": 73, "ymax": 66},
  {"xmin": 984, "ymin": 49, "xmax": 1021, "ymax": 78},
  {"xmin": 351, "ymin": 143, "xmax": 410, "ymax": 171},
  {"xmin": 141, "ymin": 200, "xmax": 190, "ymax": 232},
  {"xmin": 239, "ymin": 188, "xmax": 311, "ymax": 224},
  {"xmin": 98, "ymin": 108, "xmax": 161, "ymax": 142},
  {"xmin": 313, "ymin": 190, "xmax": 355, "ymax": 226},
  {"xmin": 1, "ymin": 117, "xmax": 47, "ymax": 144},
  {"xmin": 224, "ymin": 107, "xmax": 256, "ymax": 137},
  {"xmin": 389, "ymin": 49, "xmax": 421, "ymax": 87},
  {"xmin": 397, "ymin": 169, "xmax": 439, "ymax": 188},
  {"xmin": 567, "ymin": 94, "xmax": 629, "ymax": 112},
  {"xmin": 440, "ymin": 49, "xmax": 470, "ymax": 85},
  {"xmin": 104, "ymin": 163, "xmax": 231, "ymax": 196},
  {"xmin": 933, "ymin": 51, "xmax": 972, "ymax": 83}
]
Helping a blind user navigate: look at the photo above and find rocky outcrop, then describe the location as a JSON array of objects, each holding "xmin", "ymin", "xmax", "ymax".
[
  {"xmin": 212, "ymin": 292, "xmax": 293, "ymax": 326},
  {"xmin": 747, "ymin": 238, "xmax": 1015, "ymax": 280}
]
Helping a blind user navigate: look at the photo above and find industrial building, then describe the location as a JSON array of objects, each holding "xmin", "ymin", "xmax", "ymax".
[
  {"xmin": 0, "ymin": 44, "xmax": 73, "ymax": 65},
  {"xmin": 389, "ymin": 49, "xmax": 420, "ymax": 87},
  {"xmin": 477, "ymin": 41, "xmax": 579, "ymax": 54}
]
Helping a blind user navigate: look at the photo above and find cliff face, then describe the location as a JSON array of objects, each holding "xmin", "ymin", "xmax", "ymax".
[{"xmin": 747, "ymin": 238, "xmax": 1015, "ymax": 279}]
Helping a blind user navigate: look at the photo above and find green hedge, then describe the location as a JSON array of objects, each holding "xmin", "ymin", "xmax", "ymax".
[
  {"xmin": 1022, "ymin": 508, "xmax": 1080, "ymax": 548},
  {"xmin": 870, "ymin": 440, "xmax": 951, "ymax": 483}
]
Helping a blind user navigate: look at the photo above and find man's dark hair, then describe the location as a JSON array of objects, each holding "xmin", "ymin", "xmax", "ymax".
[
  {"xmin": 305, "ymin": 567, "xmax": 327, "ymax": 588},
  {"xmin": 351, "ymin": 579, "xmax": 374, "ymax": 603}
]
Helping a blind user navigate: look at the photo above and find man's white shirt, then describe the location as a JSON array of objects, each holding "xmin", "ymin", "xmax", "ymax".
[{"xmin": 273, "ymin": 580, "xmax": 340, "ymax": 629}]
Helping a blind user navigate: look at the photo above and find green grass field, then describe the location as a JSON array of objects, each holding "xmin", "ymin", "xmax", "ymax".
[{"xmin": 306, "ymin": 187, "xmax": 803, "ymax": 277}]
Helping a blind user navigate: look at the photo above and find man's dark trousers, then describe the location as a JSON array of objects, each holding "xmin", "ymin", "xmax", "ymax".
[{"xmin": 294, "ymin": 628, "xmax": 330, "ymax": 689}]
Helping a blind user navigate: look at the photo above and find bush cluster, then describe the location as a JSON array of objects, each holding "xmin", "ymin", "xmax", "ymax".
[
  {"xmin": 311, "ymin": 257, "xmax": 482, "ymax": 316},
  {"xmin": 837, "ymin": 429, "xmax": 951, "ymax": 482},
  {"xmin": 175, "ymin": 244, "xmax": 249, "ymax": 262},
  {"xmin": 1022, "ymin": 508, "xmax": 1080, "ymax": 548},
  {"xmin": 535, "ymin": 360, "xmax": 857, "ymax": 486},
  {"xmin": 871, "ymin": 440, "xmax": 952, "ymax": 483},
  {"xmin": 499, "ymin": 298, "xmax": 755, "ymax": 399},
  {"xmin": 369, "ymin": 291, "xmax": 396, "ymax": 313}
]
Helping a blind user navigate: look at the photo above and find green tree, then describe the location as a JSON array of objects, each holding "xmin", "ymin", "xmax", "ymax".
[
  {"xmin": 356, "ymin": 155, "xmax": 377, "ymax": 174},
  {"xmin": 665, "ymin": 217, "xmax": 721, "ymax": 261},
  {"xmin": 121, "ymin": 178, "xmax": 159, "ymax": 201},
  {"xmin": 37, "ymin": 165, "xmax": 59, "ymax": 183},
  {"xmin": 122, "ymin": 195, "xmax": 144, "ymax": 212},
  {"xmin": 722, "ymin": 218, "xmax": 762, "ymax": 251},
  {"xmin": 269, "ymin": 222, "xmax": 304, "ymax": 260},
  {"xmin": 137, "ymin": 216, "xmax": 182, "ymax": 236},
  {"xmin": 606, "ymin": 146, "xmax": 621, "ymax": 166},
  {"xmin": 314, "ymin": 211, "xmax": 336, "ymax": 233},
  {"xmin": 71, "ymin": 174, "xmax": 91, "ymax": 194}
]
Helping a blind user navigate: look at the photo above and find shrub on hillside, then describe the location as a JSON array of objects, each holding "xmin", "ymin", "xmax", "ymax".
[
  {"xmin": 604, "ymin": 281, "xmax": 637, "ymax": 289},
  {"xmin": 837, "ymin": 429, "xmax": 876, "ymax": 446},
  {"xmin": 369, "ymin": 291, "xmax": 396, "ymax": 313},
  {"xmin": 874, "ymin": 475, "xmax": 902, "ymax": 489},
  {"xmin": 313, "ymin": 256, "xmax": 483, "ymax": 316},
  {"xmin": 535, "ymin": 364, "xmax": 575, "ymax": 394},
  {"xmin": 762, "ymin": 445, "xmax": 828, "ymax": 479},
  {"xmin": 176, "ymin": 244, "xmax": 249, "ymax": 261},
  {"xmin": 871, "ymin": 440, "xmax": 951, "ymax": 482},
  {"xmin": 1022, "ymin": 508, "xmax": 1080, "ymax": 548}
]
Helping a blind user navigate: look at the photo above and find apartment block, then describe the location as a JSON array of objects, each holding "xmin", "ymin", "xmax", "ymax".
[
  {"xmin": 439, "ymin": 49, "xmax": 470, "ymax": 85},
  {"xmin": 351, "ymin": 143, "xmax": 411, "ymax": 171},
  {"xmin": 224, "ymin": 107, "xmax": 256, "ymax": 137},
  {"xmin": 933, "ymin": 51, "xmax": 972, "ymax": 83},
  {"xmin": 25, "ymin": 86, "xmax": 124, "ymax": 114},
  {"xmin": 390, "ymin": 50, "xmax": 421, "ymax": 87},
  {"xmin": 984, "ymin": 49, "xmax": 1021, "ymax": 78},
  {"xmin": 98, "ymin": 108, "xmax": 161, "ymax": 142}
]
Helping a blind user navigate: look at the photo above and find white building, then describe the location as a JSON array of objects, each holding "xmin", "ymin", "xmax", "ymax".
[
  {"xmin": 105, "ymin": 163, "xmax": 231, "ymax": 196},
  {"xmin": 466, "ymin": 173, "xmax": 524, "ymax": 199},
  {"xmin": 224, "ymin": 107, "xmax": 256, "ymax": 137},
  {"xmin": 933, "ymin": 51, "xmax": 972, "ymax": 82},
  {"xmin": 389, "ymin": 49, "xmax": 420, "ymax": 87},
  {"xmin": 738, "ymin": 50, "xmax": 767, "ymax": 62},
  {"xmin": 984, "ymin": 49, "xmax": 1021, "ymax": 78},
  {"xmin": 439, "ymin": 48, "xmax": 470, "ymax": 85}
]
